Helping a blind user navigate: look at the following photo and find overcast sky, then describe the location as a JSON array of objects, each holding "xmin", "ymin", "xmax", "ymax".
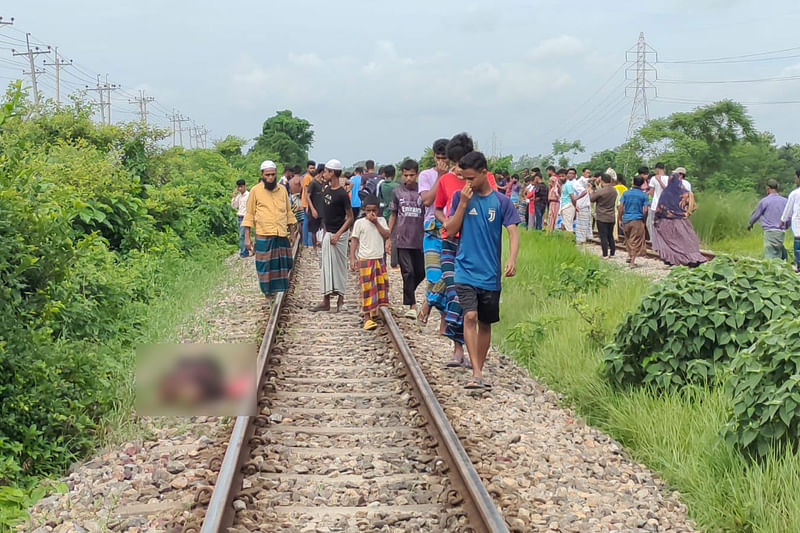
[{"xmin": 2, "ymin": 1, "xmax": 800, "ymax": 166}]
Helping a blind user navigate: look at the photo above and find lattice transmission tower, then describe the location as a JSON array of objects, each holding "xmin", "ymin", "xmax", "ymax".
[{"xmin": 625, "ymin": 32, "xmax": 657, "ymax": 139}]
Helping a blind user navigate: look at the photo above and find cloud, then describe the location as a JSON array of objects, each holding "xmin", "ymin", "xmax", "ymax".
[{"xmin": 528, "ymin": 35, "xmax": 585, "ymax": 61}]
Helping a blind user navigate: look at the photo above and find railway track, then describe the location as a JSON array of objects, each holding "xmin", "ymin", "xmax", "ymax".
[
  {"xmin": 194, "ymin": 242, "xmax": 508, "ymax": 533},
  {"xmin": 586, "ymin": 236, "xmax": 716, "ymax": 262}
]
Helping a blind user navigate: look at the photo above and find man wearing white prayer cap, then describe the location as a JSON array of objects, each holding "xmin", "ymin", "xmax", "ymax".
[
  {"xmin": 311, "ymin": 158, "xmax": 353, "ymax": 312},
  {"xmin": 242, "ymin": 160, "xmax": 297, "ymax": 298}
]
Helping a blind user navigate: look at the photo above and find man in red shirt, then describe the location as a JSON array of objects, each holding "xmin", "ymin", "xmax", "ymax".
[{"xmin": 433, "ymin": 133, "xmax": 496, "ymax": 368}]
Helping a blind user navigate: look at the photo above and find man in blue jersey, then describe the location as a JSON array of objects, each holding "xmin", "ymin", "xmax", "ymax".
[
  {"xmin": 445, "ymin": 151, "xmax": 520, "ymax": 390},
  {"xmin": 349, "ymin": 166, "xmax": 364, "ymax": 219}
]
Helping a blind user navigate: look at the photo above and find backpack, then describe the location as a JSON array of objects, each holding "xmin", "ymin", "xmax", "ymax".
[{"xmin": 362, "ymin": 177, "xmax": 384, "ymax": 199}]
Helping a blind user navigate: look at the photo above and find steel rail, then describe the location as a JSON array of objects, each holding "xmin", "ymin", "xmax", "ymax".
[
  {"xmin": 379, "ymin": 307, "xmax": 510, "ymax": 533},
  {"xmin": 200, "ymin": 235, "xmax": 301, "ymax": 533},
  {"xmin": 586, "ymin": 236, "xmax": 716, "ymax": 261}
]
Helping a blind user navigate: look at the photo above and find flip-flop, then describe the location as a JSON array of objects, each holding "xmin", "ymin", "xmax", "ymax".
[
  {"xmin": 363, "ymin": 319, "xmax": 378, "ymax": 331},
  {"xmin": 461, "ymin": 359, "xmax": 473, "ymax": 370},
  {"xmin": 445, "ymin": 359, "xmax": 463, "ymax": 368},
  {"xmin": 480, "ymin": 379, "xmax": 493, "ymax": 390},
  {"xmin": 464, "ymin": 379, "xmax": 484, "ymax": 390}
]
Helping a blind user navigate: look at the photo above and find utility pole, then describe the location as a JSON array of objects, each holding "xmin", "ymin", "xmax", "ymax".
[
  {"xmin": 86, "ymin": 75, "xmax": 118, "ymax": 125},
  {"xmin": 128, "ymin": 89, "xmax": 155, "ymax": 124},
  {"xmin": 170, "ymin": 112, "xmax": 190, "ymax": 147},
  {"xmin": 12, "ymin": 33, "xmax": 50, "ymax": 108},
  {"xmin": 0, "ymin": 16, "xmax": 14, "ymax": 27},
  {"xmin": 42, "ymin": 47, "xmax": 72, "ymax": 107},
  {"xmin": 625, "ymin": 32, "xmax": 657, "ymax": 139}
]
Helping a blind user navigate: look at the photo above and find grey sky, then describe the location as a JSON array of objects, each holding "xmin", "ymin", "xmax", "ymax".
[{"xmin": 3, "ymin": 1, "xmax": 800, "ymax": 166}]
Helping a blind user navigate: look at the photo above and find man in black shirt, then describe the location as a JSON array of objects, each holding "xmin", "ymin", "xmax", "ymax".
[{"xmin": 312, "ymin": 159, "xmax": 353, "ymax": 312}]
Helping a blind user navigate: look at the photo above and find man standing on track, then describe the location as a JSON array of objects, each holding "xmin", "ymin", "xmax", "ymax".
[
  {"xmin": 349, "ymin": 166, "xmax": 364, "ymax": 220},
  {"xmin": 242, "ymin": 160, "xmax": 297, "ymax": 299},
  {"xmin": 748, "ymin": 178, "xmax": 788, "ymax": 260},
  {"xmin": 300, "ymin": 160, "xmax": 316, "ymax": 247},
  {"xmin": 559, "ymin": 168, "xmax": 576, "ymax": 234},
  {"xmin": 388, "ymin": 159, "xmax": 426, "ymax": 319},
  {"xmin": 573, "ymin": 167, "xmax": 592, "ymax": 243},
  {"xmin": 231, "ymin": 178, "xmax": 250, "ymax": 258},
  {"xmin": 417, "ymin": 138, "xmax": 450, "ymax": 327},
  {"xmin": 445, "ymin": 151, "xmax": 519, "ymax": 390},
  {"xmin": 647, "ymin": 163, "xmax": 667, "ymax": 251},
  {"xmin": 312, "ymin": 159, "xmax": 354, "ymax": 312}
]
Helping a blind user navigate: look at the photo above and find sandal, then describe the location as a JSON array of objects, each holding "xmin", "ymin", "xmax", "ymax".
[
  {"xmin": 461, "ymin": 358, "xmax": 473, "ymax": 370},
  {"xmin": 417, "ymin": 304, "xmax": 430, "ymax": 325},
  {"xmin": 310, "ymin": 304, "xmax": 330, "ymax": 312},
  {"xmin": 363, "ymin": 319, "xmax": 378, "ymax": 331},
  {"xmin": 464, "ymin": 379, "xmax": 484, "ymax": 390},
  {"xmin": 445, "ymin": 358, "xmax": 463, "ymax": 368}
]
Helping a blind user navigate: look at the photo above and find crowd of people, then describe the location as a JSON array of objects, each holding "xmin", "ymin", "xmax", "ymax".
[{"xmin": 228, "ymin": 135, "xmax": 800, "ymax": 392}]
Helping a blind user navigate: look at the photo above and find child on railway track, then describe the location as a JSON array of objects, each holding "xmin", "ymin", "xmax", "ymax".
[
  {"xmin": 388, "ymin": 159, "xmax": 426, "ymax": 319},
  {"xmin": 350, "ymin": 196, "xmax": 391, "ymax": 330},
  {"xmin": 445, "ymin": 151, "xmax": 519, "ymax": 390}
]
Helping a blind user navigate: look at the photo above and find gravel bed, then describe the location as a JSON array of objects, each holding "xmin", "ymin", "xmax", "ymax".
[
  {"xmin": 385, "ymin": 266, "xmax": 697, "ymax": 532},
  {"xmin": 230, "ymin": 252, "xmax": 463, "ymax": 532},
  {"xmin": 580, "ymin": 241, "xmax": 671, "ymax": 280}
]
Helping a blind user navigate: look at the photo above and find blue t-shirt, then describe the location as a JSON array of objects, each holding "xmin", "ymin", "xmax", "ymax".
[
  {"xmin": 349, "ymin": 175, "xmax": 363, "ymax": 208},
  {"xmin": 560, "ymin": 180, "xmax": 575, "ymax": 207},
  {"xmin": 620, "ymin": 188, "xmax": 650, "ymax": 222},
  {"xmin": 449, "ymin": 190, "xmax": 520, "ymax": 291}
]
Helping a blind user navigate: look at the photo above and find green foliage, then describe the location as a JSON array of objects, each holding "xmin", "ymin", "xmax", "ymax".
[
  {"xmin": 487, "ymin": 154, "xmax": 513, "ymax": 174},
  {"xmin": 691, "ymin": 191, "xmax": 757, "ymax": 244},
  {"xmin": 418, "ymin": 147, "xmax": 434, "ymax": 170},
  {"xmin": 724, "ymin": 317, "xmax": 800, "ymax": 459},
  {"xmin": 603, "ymin": 256, "xmax": 800, "ymax": 389},
  {"xmin": 551, "ymin": 138, "xmax": 585, "ymax": 168},
  {"xmin": 251, "ymin": 109, "xmax": 313, "ymax": 168},
  {"xmin": 0, "ymin": 82, "xmax": 240, "ymax": 506}
]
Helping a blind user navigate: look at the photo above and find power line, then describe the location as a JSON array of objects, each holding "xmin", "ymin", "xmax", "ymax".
[
  {"xmin": 128, "ymin": 88, "xmax": 154, "ymax": 124},
  {"xmin": 657, "ymin": 45, "xmax": 800, "ymax": 64},
  {"xmin": 658, "ymin": 74, "xmax": 800, "ymax": 84}
]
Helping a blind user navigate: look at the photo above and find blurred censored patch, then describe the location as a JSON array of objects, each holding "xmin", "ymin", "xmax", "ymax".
[{"xmin": 135, "ymin": 344, "xmax": 257, "ymax": 416}]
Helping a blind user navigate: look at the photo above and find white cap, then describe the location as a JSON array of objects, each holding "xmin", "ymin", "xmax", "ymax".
[
  {"xmin": 260, "ymin": 160, "xmax": 277, "ymax": 171},
  {"xmin": 673, "ymin": 167, "xmax": 687, "ymax": 176},
  {"xmin": 325, "ymin": 159, "xmax": 343, "ymax": 171},
  {"xmin": 605, "ymin": 167, "xmax": 617, "ymax": 181}
]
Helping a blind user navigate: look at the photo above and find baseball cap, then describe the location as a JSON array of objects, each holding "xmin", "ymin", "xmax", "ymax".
[
  {"xmin": 325, "ymin": 159, "xmax": 343, "ymax": 171},
  {"xmin": 260, "ymin": 160, "xmax": 277, "ymax": 171},
  {"xmin": 673, "ymin": 167, "xmax": 687, "ymax": 175}
]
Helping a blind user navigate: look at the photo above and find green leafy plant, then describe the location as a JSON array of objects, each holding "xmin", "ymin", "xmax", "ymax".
[
  {"xmin": 723, "ymin": 317, "xmax": 800, "ymax": 459},
  {"xmin": 603, "ymin": 256, "xmax": 800, "ymax": 389}
]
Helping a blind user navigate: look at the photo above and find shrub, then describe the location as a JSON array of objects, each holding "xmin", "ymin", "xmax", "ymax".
[
  {"xmin": 603, "ymin": 256, "xmax": 800, "ymax": 389},
  {"xmin": 723, "ymin": 317, "xmax": 800, "ymax": 459}
]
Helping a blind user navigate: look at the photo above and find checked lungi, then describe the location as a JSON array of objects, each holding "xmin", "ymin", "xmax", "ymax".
[
  {"xmin": 440, "ymin": 238, "xmax": 464, "ymax": 345},
  {"xmin": 423, "ymin": 220, "xmax": 447, "ymax": 312},
  {"xmin": 359, "ymin": 258, "xmax": 389, "ymax": 314},
  {"xmin": 575, "ymin": 207, "xmax": 592, "ymax": 243},
  {"xmin": 254, "ymin": 236, "xmax": 293, "ymax": 295}
]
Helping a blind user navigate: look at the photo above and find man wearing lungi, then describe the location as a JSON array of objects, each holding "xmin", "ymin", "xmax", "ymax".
[
  {"xmin": 311, "ymin": 159, "xmax": 354, "ymax": 313},
  {"xmin": 242, "ymin": 160, "xmax": 297, "ymax": 298}
]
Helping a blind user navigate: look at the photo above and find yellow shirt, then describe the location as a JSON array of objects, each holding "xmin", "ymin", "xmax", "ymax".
[
  {"xmin": 241, "ymin": 183, "xmax": 297, "ymax": 237},
  {"xmin": 300, "ymin": 173, "xmax": 313, "ymax": 208},
  {"xmin": 614, "ymin": 184, "xmax": 628, "ymax": 197}
]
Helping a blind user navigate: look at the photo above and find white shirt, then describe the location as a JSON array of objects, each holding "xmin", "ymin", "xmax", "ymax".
[
  {"xmin": 231, "ymin": 191, "xmax": 249, "ymax": 217},
  {"xmin": 649, "ymin": 174, "xmax": 668, "ymax": 209},
  {"xmin": 573, "ymin": 176, "xmax": 591, "ymax": 209},
  {"xmin": 782, "ymin": 187, "xmax": 800, "ymax": 236},
  {"xmin": 682, "ymin": 179, "xmax": 692, "ymax": 193},
  {"xmin": 351, "ymin": 217, "xmax": 389, "ymax": 260}
]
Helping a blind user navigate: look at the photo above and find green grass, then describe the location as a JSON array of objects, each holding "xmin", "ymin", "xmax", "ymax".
[
  {"xmin": 692, "ymin": 191, "xmax": 795, "ymax": 258},
  {"xmin": 498, "ymin": 230, "xmax": 800, "ymax": 532}
]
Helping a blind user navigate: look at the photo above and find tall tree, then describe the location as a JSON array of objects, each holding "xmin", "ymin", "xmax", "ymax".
[
  {"xmin": 250, "ymin": 110, "xmax": 314, "ymax": 168},
  {"xmin": 551, "ymin": 139, "xmax": 585, "ymax": 168},
  {"xmin": 638, "ymin": 100, "xmax": 756, "ymax": 188}
]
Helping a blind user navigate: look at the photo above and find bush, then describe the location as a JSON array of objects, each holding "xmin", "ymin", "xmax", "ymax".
[
  {"xmin": 723, "ymin": 317, "xmax": 800, "ymax": 459},
  {"xmin": 603, "ymin": 256, "xmax": 800, "ymax": 389}
]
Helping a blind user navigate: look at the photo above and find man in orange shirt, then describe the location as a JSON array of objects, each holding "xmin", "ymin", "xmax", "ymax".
[{"xmin": 300, "ymin": 160, "xmax": 316, "ymax": 247}]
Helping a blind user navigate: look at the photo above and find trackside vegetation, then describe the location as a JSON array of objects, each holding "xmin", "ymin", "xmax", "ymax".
[{"xmin": 499, "ymin": 231, "xmax": 800, "ymax": 532}]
